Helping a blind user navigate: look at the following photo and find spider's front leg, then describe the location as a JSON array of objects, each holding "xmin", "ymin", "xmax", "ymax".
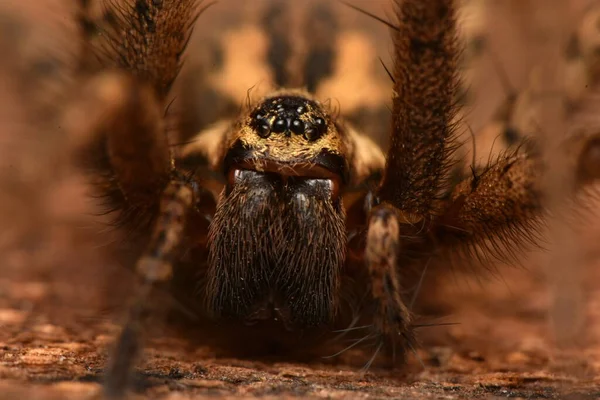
[
  {"xmin": 69, "ymin": 0, "xmax": 211, "ymax": 397},
  {"xmin": 362, "ymin": 0, "xmax": 459, "ymax": 358},
  {"xmin": 70, "ymin": 71, "xmax": 209, "ymax": 398}
]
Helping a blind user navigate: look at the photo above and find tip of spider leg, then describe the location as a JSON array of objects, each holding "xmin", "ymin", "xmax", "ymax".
[
  {"xmin": 359, "ymin": 340, "xmax": 384, "ymax": 374},
  {"xmin": 401, "ymin": 330, "xmax": 426, "ymax": 370},
  {"xmin": 102, "ymin": 323, "xmax": 141, "ymax": 400}
]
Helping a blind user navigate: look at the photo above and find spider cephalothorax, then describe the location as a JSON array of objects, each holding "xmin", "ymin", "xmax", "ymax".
[
  {"xmin": 67, "ymin": 0, "xmax": 600, "ymax": 398},
  {"xmin": 222, "ymin": 92, "xmax": 349, "ymax": 185}
]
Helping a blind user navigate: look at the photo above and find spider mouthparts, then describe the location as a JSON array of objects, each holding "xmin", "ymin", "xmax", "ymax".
[
  {"xmin": 227, "ymin": 167, "xmax": 341, "ymax": 201},
  {"xmin": 222, "ymin": 139, "xmax": 349, "ymax": 184},
  {"xmin": 232, "ymin": 159, "xmax": 339, "ymax": 179}
]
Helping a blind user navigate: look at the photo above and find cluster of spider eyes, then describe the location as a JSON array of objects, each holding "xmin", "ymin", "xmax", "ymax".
[{"xmin": 253, "ymin": 104, "xmax": 328, "ymax": 142}]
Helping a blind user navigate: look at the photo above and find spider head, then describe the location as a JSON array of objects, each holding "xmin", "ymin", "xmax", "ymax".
[{"xmin": 222, "ymin": 91, "xmax": 349, "ymax": 193}]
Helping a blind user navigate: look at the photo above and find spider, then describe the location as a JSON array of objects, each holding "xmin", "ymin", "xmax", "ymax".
[{"xmin": 65, "ymin": 0, "xmax": 600, "ymax": 398}]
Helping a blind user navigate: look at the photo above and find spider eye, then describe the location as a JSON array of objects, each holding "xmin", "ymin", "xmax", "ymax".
[
  {"xmin": 304, "ymin": 118, "xmax": 327, "ymax": 141},
  {"xmin": 257, "ymin": 123, "xmax": 271, "ymax": 138},
  {"xmin": 291, "ymin": 119, "xmax": 304, "ymax": 135},
  {"xmin": 250, "ymin": 95, "xmax": 329, "ymax": 140},
  {"xmin": 272, "ymin": 118, "xmax": 287, "ymax": 133},
  {"xmin": 304, "ymin": 128, "xmax": 317, "ymax": 141},
  {"xmin": 314, "ymin": 117, "xmax": 325, "ymax": 129}
]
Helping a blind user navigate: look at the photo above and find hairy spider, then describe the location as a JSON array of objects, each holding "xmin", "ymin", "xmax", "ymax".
[{"xmin": 65, "ymin": 0, "xmax": 600, "ymax": 398}]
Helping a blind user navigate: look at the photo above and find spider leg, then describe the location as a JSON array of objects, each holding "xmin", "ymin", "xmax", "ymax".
[
  {"xmin": 69, "ymin": 1, "xmax": 210, "ymax": 397},
  {"xmin": 359, "ymin": 0, "xmax": 458, "ymax": 360},
  {"xmin": 73, "ymin": 72, "xmax": 172, "ymax": 229},
  {"xmin": 364, "ymin": 203, "xmax": 414, "ymax": 362},
  {"xmin": 377, "ymin": 0, "xmax": 459, "ymax": 222},
  {"xmin": 426, "ymin": 149, "xmax": 543, "ymax": 267},
  {"xmin": 426, "ymin": 76, "xmax": 600, "ymax": 267},
  {"xmin": 69, "ymin": 72, "xmax": 210, "ymax": 398},
  {"xmin": 105, "ymin": 177, "xmax": 199, "ymax": 398}
]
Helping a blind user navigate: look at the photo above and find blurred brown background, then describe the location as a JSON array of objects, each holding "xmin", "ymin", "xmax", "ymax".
[{"xmin": 0, "ymin": 0, "xmax": 599, "ymax": 398}]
